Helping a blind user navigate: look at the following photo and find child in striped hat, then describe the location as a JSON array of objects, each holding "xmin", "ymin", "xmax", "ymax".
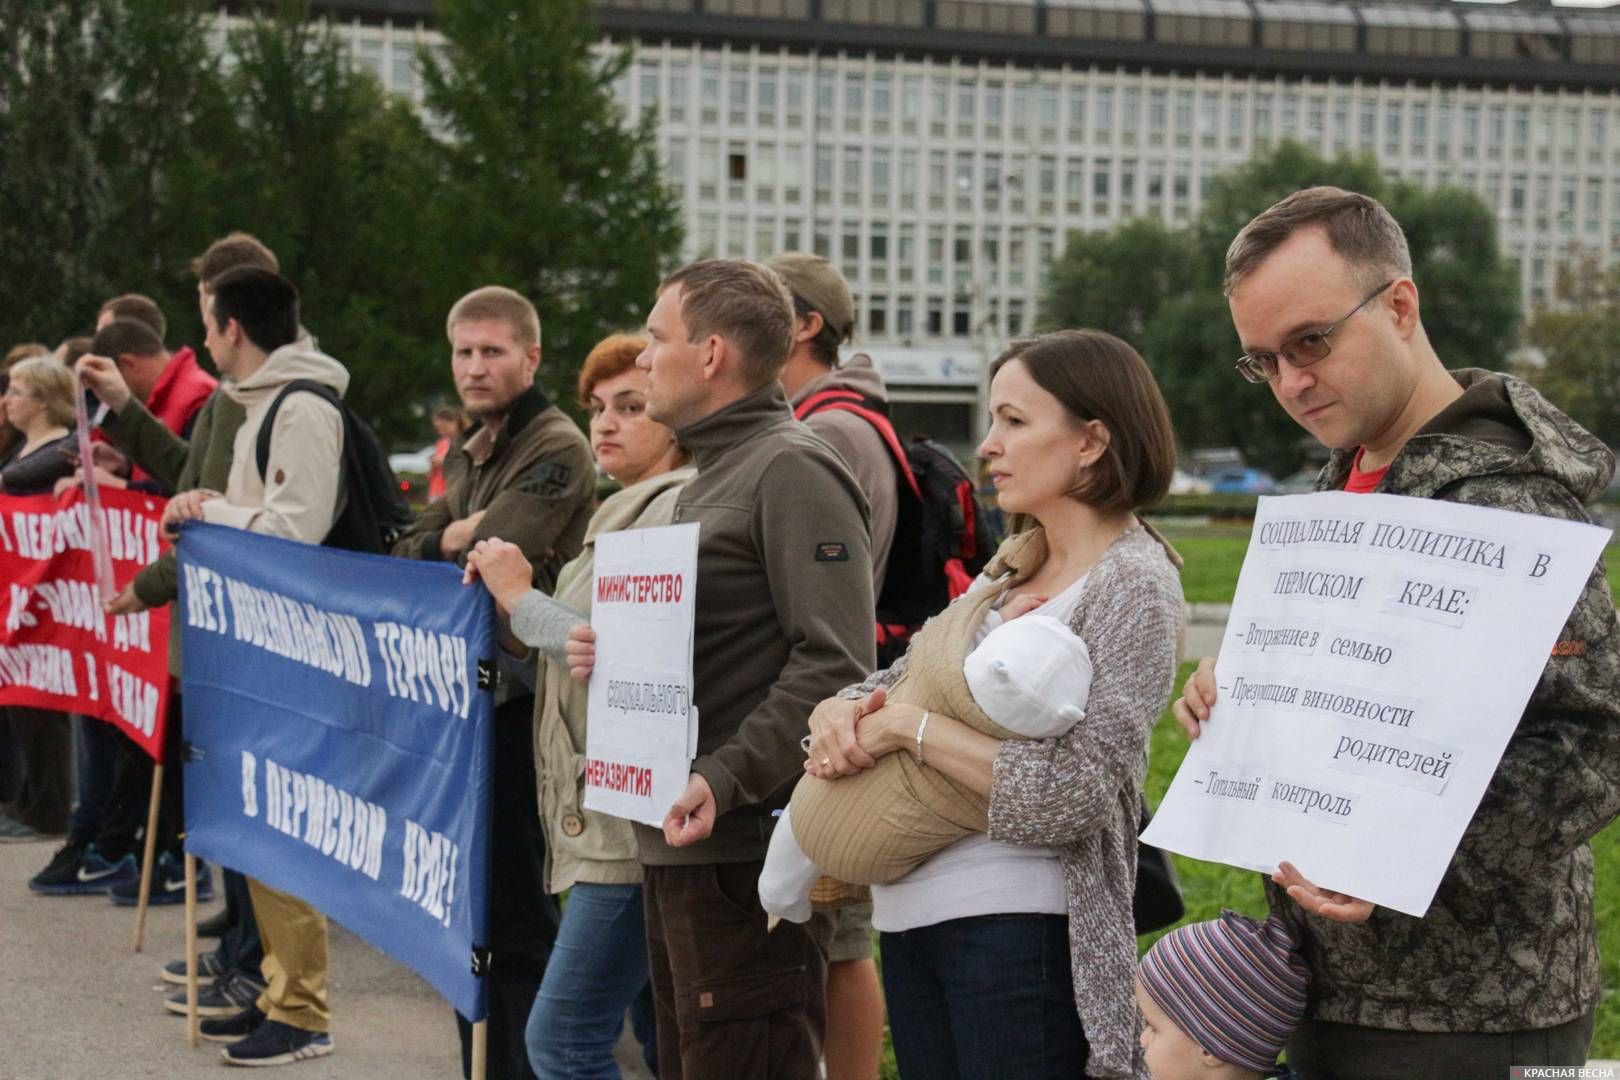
[{"xmin": 1136, "ymin": 911, "xmax": 1309, "ymax": 1080}]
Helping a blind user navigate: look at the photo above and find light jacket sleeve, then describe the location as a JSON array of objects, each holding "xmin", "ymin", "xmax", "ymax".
[
  {"xmin": 510, "ymin": 590, "xmax": 586, "ymax": 657},
  {"xmin": 987, "ymin": 552, "xmax": 1182, "ymax": 847},
  {"xmin": 202, "ymin": 393, "xmax": 343, "ymax": 544},
  {"xmin": 691, "ymin": 451, "xmax": 877, "ymax": 815}
]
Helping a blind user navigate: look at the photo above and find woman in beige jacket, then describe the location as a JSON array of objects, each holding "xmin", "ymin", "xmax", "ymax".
[{"xmin": 466, "ymin": 333, "xmax": 691, "ymax": 1079}]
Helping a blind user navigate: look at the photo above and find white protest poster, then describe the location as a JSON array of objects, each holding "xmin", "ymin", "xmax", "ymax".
[
  {"xmin": 1142, "ymin": 491, "xmax": 1610, "ymax": 916},
  {"xmin": 585, "ymin": 522, "xmax": 700, "ymax": 826}
]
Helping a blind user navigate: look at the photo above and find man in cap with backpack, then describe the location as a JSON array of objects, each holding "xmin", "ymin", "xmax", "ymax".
[
  {"xmin": 771, "ymin": 251, "xmax": 895, "ymax": 1080},
  {"xmin": 772, "ymin": 252, "xmax": 997, "ymax": 1080},
  {"xmin": 161, "ymin": 265, "xmax": 346, "ymax": 1067},
  {"xmin": 392, "ymin": 285, "xmax": 595, "ymax": 1080}
]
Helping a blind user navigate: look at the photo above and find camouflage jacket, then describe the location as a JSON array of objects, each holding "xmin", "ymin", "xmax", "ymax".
[{"xmin": 1270, "ymin": 369, "xmax": 1620, "ymax": 1032}]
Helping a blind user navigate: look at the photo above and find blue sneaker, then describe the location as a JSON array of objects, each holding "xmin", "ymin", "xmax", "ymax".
[
  {"xmin": 30, "ymin": 844, "xmax": 136, "ymax": 895},
  {"xmin": 221, "ymin": 1019, "xmax": 333, "ymax": 1066},
  {"xmin": 110, "ymin": 851, "xmax": 213, "ymax": 906}
]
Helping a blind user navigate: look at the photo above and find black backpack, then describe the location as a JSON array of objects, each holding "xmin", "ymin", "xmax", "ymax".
[
  {"xmin": 795, "ymin": 386, "xmax": 997, "ymax": 667},
  {"xmin": 255, "ymin": 380, "xmax": 415, "ymax": 555}
]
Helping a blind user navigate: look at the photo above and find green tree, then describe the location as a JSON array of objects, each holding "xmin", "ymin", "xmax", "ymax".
[
  {"xmin": 0, "ymin": 0, "xmax": 113, "ymax": 348},
  {"xmin": 93, "ymin": 0, "xmax": 232, "ymax": 328},
  {"xmin": 1385, "ymin": 182, "xmax": 1521, "ymax": 370},
  {"xmin": 1043, "ymin": 141, "xmax": 1522, "ymax": 476},
  {"xmin": 1523, "ymin": 257, "xmax": 1620, "ymax": 446},
  {"xmin": 421, "ymin": 0, "xmax": 683, "ymax": 407},
  {"xmin": 193, "ymin": 3, "xmax": 451, "ymax": 444},
  {"xmin": 1039, "ymin": 217, "xmax": 1198, "ymax": 344},
  {"xmin": 0, "ymin": 0, "xmax": 229, "ymax": 350}
]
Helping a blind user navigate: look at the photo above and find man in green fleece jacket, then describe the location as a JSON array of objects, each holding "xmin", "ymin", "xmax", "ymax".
[
  {"xmin": 1174, "ymin": 187, "xmax": 1620, "ymax": 1077},
  {"xmin": 569, "ymin": 259, "xmax": 876, "ymax": 1079},
  {"xmin": 392, "ymin": 286, "xmax": 596, "ymax": 1080}
]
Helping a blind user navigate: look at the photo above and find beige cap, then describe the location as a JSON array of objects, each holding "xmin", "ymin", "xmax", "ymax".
[{"xmin": 766, "ymin": 252, "xmax": 856, "ymax": 344}]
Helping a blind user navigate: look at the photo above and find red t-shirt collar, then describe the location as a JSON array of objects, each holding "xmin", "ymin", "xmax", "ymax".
[{"xmin": 1344, "ymin": 447, "xmax": 1388, "ymax": 494}]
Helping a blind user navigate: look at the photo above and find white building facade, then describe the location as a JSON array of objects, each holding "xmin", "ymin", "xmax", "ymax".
[{"xmin": 307, "ymin": 0, "xmax": 1620, "ymax": 445}]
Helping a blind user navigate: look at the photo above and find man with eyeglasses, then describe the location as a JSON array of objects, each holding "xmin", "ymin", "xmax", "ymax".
[{"xmin": 1173, "ymin": 186, "xmax": 1620, "ymax": 1077}]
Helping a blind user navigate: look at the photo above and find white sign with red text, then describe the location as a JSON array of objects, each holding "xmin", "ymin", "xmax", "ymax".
[{"xmin": 585, "ymin": 523, "xmax": 699, "ymax": 826}]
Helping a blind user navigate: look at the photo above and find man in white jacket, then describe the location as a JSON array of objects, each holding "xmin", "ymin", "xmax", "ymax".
[{"xmin": 164, "ymin": 266, "xmax": 346, "ymax": 1067}]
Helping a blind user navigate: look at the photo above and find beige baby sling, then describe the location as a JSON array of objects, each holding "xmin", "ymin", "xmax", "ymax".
[{"xmin": 789, "ymin": 527, "xmax": 1051, "ymax": 886}]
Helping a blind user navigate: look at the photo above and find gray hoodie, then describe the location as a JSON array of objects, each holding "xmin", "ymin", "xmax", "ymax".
[
  {"xmin": 202, "ymin": 341, "xmax": 349, "ymax": 544},
  {"xmin": 1279, "ymin": 369, "xmax": 1620, "ymax": 1034}
]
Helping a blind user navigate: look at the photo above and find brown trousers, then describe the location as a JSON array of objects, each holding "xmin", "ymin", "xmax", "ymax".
[
  {"xmin": 248, "ymin": 879, "xmax": 330, "ymax": 1032},
  {"xmin": 643, "ymin": 861, "xmax": 833, "ymax": 1080}
]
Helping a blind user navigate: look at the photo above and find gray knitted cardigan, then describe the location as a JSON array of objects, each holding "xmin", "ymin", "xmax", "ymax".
[{"xmin": 844, "ymin": 520, "xmax": 1183, "ymax": 1079}]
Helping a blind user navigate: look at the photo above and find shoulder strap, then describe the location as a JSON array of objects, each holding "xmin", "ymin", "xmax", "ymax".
[
  {"xmin": 255, "ymin": 379, "xmax": 343, "ymax": 481},
  {"xmin": 794, "ymin": 389, "xmax": 922, "ymax": 501}
]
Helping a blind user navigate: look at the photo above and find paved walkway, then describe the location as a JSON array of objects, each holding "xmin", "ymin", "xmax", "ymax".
[
  {"xmin": 0, "ymin": 838, "xmax": 464, "ymax": 1078},
  {"xmin": 0, "ymin": 837, "xmax": 653, "ymax": 1078}
]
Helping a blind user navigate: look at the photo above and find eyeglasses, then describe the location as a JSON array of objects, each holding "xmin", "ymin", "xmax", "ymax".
[{"xmin": 1234, "ymin": 280, "xmax": 1395, "ymax": 384}]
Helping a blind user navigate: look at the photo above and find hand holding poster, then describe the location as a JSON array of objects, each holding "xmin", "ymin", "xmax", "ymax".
[
  {"xmin": 0, "ymin": 487, "xmax": 171, "ymax": 758},
  {"xmin": 584, "ymin": 522, "xmax": 700, "ymax": 827},
  {"xmin": 1143, "ymin": 491, "xmax": 1611, "ymax": 916}
]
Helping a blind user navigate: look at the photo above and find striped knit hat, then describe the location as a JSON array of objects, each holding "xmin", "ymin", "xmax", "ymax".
[{"xmin": 1137, "ymin": 911, "xmax": 1309, "ymax": 1072}]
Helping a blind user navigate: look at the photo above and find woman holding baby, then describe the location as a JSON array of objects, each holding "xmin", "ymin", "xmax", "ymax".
[{"xmin": 800, "ymin": 330, "xmax": 1185, "ymax": 1079}]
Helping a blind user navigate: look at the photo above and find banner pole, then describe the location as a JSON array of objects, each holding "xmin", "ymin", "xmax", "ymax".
[
  {"xmin": 185, "ymin": 852, "xmax": 199, "ymax": 1047},
  {"xmin": 131, "ymin": 763, "xmax": 163, "ymax": 952},
  {"xmin": 471, "ymin": 1020, "xmax": 487, "ymax": 1080}
]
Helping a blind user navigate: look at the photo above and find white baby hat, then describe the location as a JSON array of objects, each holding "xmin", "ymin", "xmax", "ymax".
[{"xmin": 963, "ymin": 613, "xmax": 1093, "ymax": 739}]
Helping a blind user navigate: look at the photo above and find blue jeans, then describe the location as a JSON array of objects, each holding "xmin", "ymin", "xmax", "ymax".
[
  {"xmin": 525, "ymin": 882, "xmax": 657, "ymax": 1079},
  {"xmin": 880, "ymin": 914, "xmax": 1088, "ymax": 1080}
]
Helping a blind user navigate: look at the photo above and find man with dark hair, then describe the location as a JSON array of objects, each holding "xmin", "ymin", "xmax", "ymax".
[
  {"xmin": 1174, "ymin": 186, "xmax": 1620, "ymax": 1076},
  {"xmin": 97, "ymin": 293, "xmax": 167, "ymax": 341},
  {"xmin": 164, "ymin": 266, "xmax": 347, "ymax": 1067},
  {"xmin": 392, "ymin": 284, "xmax": 594, "ymax": 1080},
  {"xmin": 29, "ymin": 309, "xmax": 217, "ymax": 900},
  {"xmin": 568, "ymin": 258, "xmax": 875, "ymax": 1078},
  {"xmin": 71, "ymin": 235, "xmax": 276, "ymax": 1016},
  {"xmin": 769, "ymin": 251, "xmax": 893, "ymax": 1080}
]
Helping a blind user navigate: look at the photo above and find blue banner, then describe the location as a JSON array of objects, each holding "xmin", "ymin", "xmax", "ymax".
[{"xmin": 179, "ymin": 523, "xmax": 492, "ymax": 1021}]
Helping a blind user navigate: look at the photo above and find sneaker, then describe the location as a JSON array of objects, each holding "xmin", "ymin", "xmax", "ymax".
[
  {"xmin": 0, "ymin": 813, "xmax": 41, "ymax": 843},
  {"xmin": 110, "ymin": 851, "xmax": 213, "ymax": 906},
  {"xmin": 28, "ymin": 841, "xmax": 86, "ymax": 891},
  {"xmin": 221, "ymin": 1020, "xmax": 332, "ymax": 1066},
  {"xmin": 30, "ymin": 845, "xmax": 136, "ymax": 895},
  {"xmin": 197, "ymin": 907, "xmax": 231, "ymax": 938},
  {"xmin": 200, "ymin": 1004, "xmax": 266, "ymax": 1045},
  {"xmin": 160, "ymin": 952, "xmax": 226, "ymax": 986},
  {"xmin": 165, "ymin": 970, "xmax": 266, "ymax": 1017}
]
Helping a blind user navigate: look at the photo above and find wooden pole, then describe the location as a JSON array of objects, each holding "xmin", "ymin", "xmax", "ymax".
[
  {"xmin": 471, "ymin": 1020, "xmax": 488, "ymax": 1080},
  {"xmin": 131, "ymin": 763, "xmax": 164, "ymax": 952},
  {"xmin": 185, "ymin": 852, "xmax": 199, "ymax": 1047}
]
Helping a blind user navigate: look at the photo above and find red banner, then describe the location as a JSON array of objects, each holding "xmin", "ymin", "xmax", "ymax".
[{"xmin": 0, "ymin": 487, "xmax": 172, "ymax": 759}]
